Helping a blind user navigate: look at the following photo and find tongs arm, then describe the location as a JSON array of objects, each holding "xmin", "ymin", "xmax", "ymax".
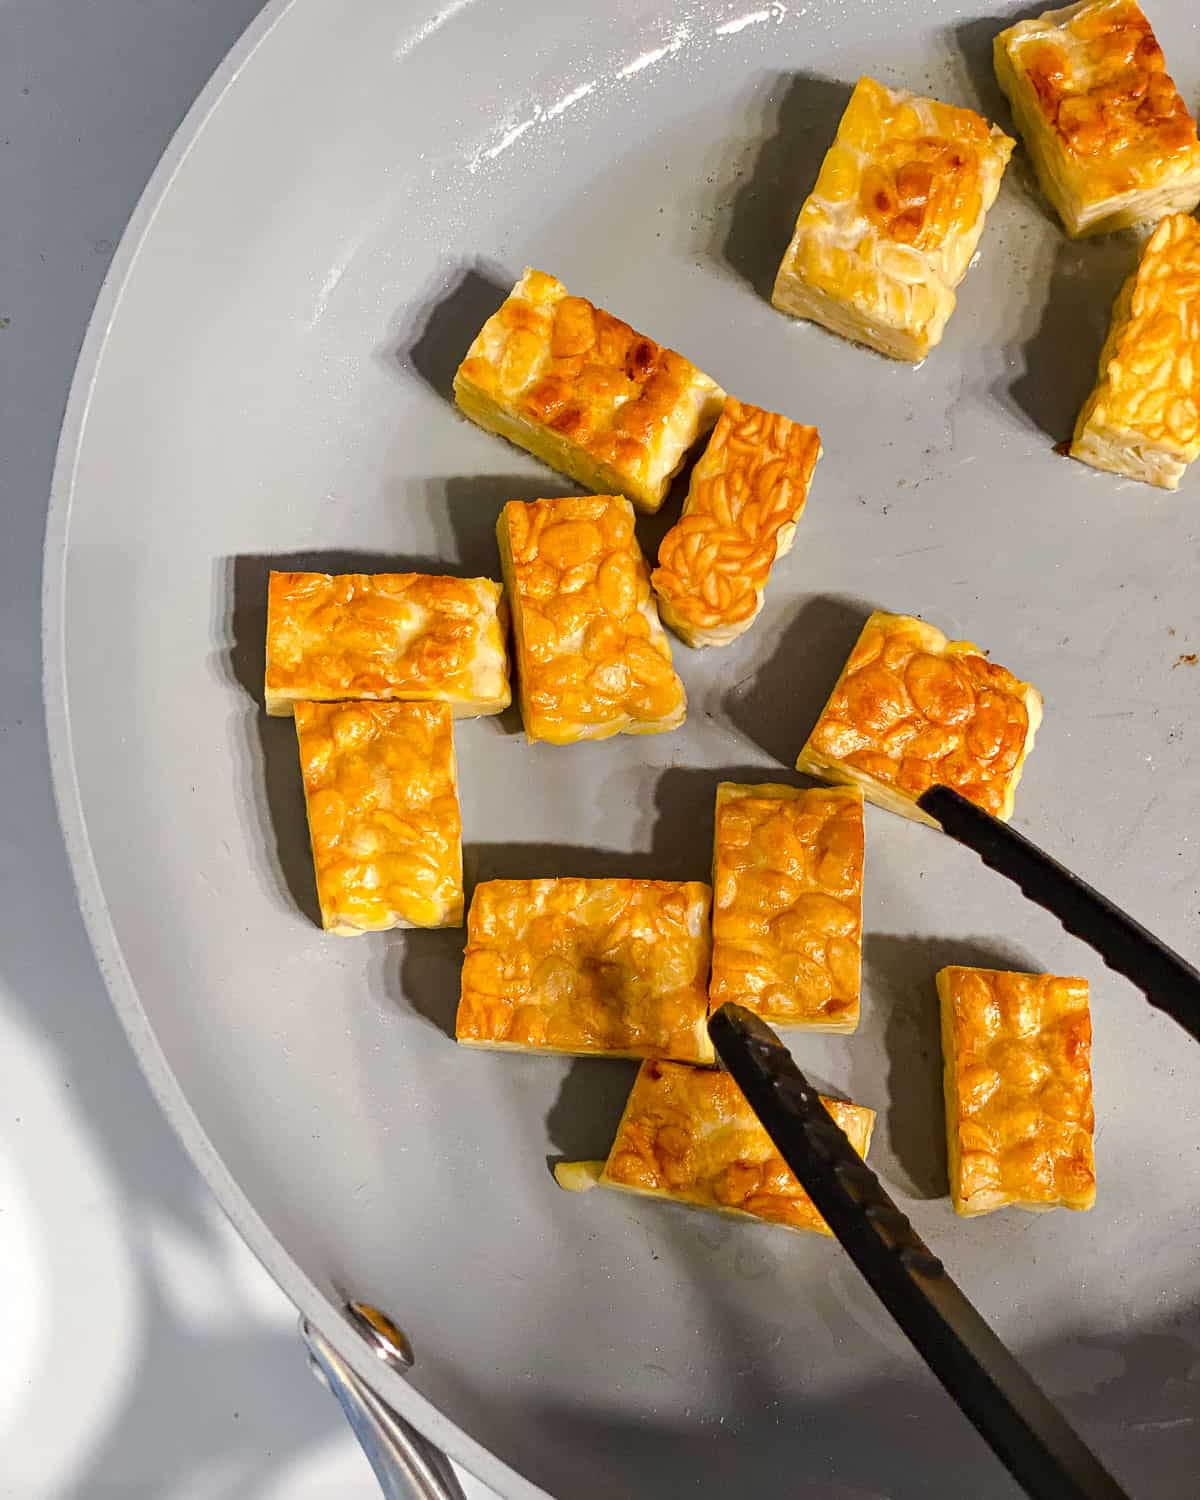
[
  {"xmin": 709, "ymin": 1004, "xmax": 1130, "ymax": 1500},
  {"xmin": 918, "ymin": 785, "xmax": 1200, "ymax": 1044}
]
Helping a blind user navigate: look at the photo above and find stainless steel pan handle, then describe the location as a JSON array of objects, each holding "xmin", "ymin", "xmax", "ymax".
[{"xmin": 301, "ymin": 1316, "xmax": 466, "ymax": 1500}]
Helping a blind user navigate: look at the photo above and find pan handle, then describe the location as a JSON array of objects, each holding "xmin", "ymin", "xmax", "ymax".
[{"xmin": 301, "ymin": 1317, "xmax": 467, "ymax": 1500}]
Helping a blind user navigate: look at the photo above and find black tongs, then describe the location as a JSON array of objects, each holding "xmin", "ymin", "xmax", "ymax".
[
  {"xmin": 709, "ymin": 785, "xmax": 1200, "ymax": 1500},
  {"xmin": 918, "ymin": 785, "xmax": 1200, "ymax": 1045}
]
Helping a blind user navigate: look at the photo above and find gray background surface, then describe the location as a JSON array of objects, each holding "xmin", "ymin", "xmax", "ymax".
[{"xmin": 0, "ymin": 2, "xmax": 488, "ymax": 1493}]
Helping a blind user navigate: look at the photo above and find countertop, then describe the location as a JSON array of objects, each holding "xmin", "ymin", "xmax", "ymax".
[{"xmin": 0, "ymin": 3, "xmax": 491, "ymax": 1494}]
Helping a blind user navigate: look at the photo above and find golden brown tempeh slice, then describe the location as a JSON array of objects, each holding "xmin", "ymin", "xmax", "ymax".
[
  {"xmin": 652, "ymin": 398, "xmax": 821, "ymax": 648},
  {"xmin": 795, "ymin": 611, "xmax": 1042, "ymax": 825},
  {"xmin": 265, "ymin": 571, "xmax": 510, "ymax": 718},
  {"xmin": 1071, "ymin": 213, "xmax": 1200, "ymax": 489},
  {"xmin": 709, "ymin": 783, "xmax": 864, "ymax": 1031},
  {"xmin": 939, "ymin": 966, "xmax": 1096, "ymax": 1217},
  {"xmin": 454, "ymin": 267, "xmax": 724, "ymax": 512},
  {"xmin": 772, "ymin": 76, "xmax": 1013, "ymax": 360},
  {"xmin": 994, "ymin": 1, "xmax": 1200, "ymax": 238},
  {"xmin": 294, "ymin": 700, "xmax": 463, "ymax": 934},
  {"xmin": 456, "ymin": 879, "xmax": 713, "ymax": 1063},
  {"xmin": 556, "ymin": 1060, "xmax": 875, "ymax": 1237},
  {"xmin": 498, "ymin": 495, "xmax": 686, "ymax": 744}
]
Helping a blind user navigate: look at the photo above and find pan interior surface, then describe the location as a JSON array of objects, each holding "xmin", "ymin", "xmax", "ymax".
[{"xmin": 47, "ymin": 0, "xmax": 1200, "ymax": 1495}]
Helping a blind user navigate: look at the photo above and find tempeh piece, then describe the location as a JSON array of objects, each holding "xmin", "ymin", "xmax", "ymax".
[
  {"xmin": 1071, "ymin": 212, "xmax": 1200, "ymax": 489},
  {"xmin": 456, "ymin": 879, "xmax": 713, "ymax": 1063},
  {"xmin": 295, "ymin": 700, "xmax": 463, "ymax": 934},
  {"xmin": 795, "ymin": 611, "xmax": 1042, "ymax": 824},
  {"xmin": 710, "ymin": 783, "xmax": 864, "ymax": 1031},
  {"xmin": 498, "ymin": 495, "xmax": 686, "ymax": 744},
  {"xmin": 556, "ymin": 1060, "xmax": 875, "ymax": 1237},
  {"xmin": 772, "ymin": 76, "xmax": 1013, "ymax": 360},
  {"xmin": 939, "ymin": 966, "xmax": 1096, "ymax": 1216},
  {"xmin": 994, "ymin": 1, "xmax": 1200, "ymax": 237},
  {"xmin": 265, "ymin": 571, "xmax": 510, "ymax": 718},
  {"xmin": 652, "ymin": 398, "xmax": 821, "ymax": 648},
  {"xmin": 454, "ymin": 268, "xmax": 724, "ymax": 512}
]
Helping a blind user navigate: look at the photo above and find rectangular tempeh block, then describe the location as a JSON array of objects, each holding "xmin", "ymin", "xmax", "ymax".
[
  {"xmin": 710, "ymin": 783, "xmax": 864, "ymax": 1031},
  {"xmin": 938, "ymin": 966, "xmax": 1096, "ymax": 1216},
  {"xmin": 456, "ymin": 879, "xmax": 714, "ymax": 1063},
  {"xmin": 795, "ymin": 610, "xmax": 1042, "ymax": 824},
  {"xmin": 772, "ymin": 76, "xmax": 1013, "ymax": 360},
  {"xmin": 497, "ymin": 495, "xmax": 687, "ymax": 744},
  {"xmin": 454, "ymin": 267, "xmax": 725, "ymax": 513},
  {"xmin": 295, "ymin": 700, "xmax": 463, "ymax": 934},
  {"xmin": 1071, "ymin": 212, "xmax": 1200, "ymax": 489},
  {"xmin": 265, "ymin": 571, "xmax": 510, "ymax": 718},
  {"xmin": 994, "ymin": 1, "xmax": 1200, "ymax": 238},
  {"xmin": 652, "ymin": 397, "xmax": 821, "ymax": 648},
  {"xmin": 556, "ymin": 1060, "xmax": 876, "ymax": 1237}
]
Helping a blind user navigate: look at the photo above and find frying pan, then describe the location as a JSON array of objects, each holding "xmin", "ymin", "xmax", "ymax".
[{"xmin": 44, "ymin": 1, "xmax": 1200, "ymax": 1496}]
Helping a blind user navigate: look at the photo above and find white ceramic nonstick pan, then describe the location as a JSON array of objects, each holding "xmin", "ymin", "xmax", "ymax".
[{"xmin": 44, "ymin": 1, "xmax": 1200, "ymax": 1495}]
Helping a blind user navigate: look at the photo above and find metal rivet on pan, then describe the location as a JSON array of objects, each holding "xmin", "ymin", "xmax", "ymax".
[{"xmin": 345, "ymin": 1300, "xmax": 415, "ymax": 1371}]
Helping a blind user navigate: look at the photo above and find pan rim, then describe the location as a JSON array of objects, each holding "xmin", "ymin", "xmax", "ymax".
[{"xmin": 39, "ymin": 1, "xmax": 545, "ymax": 1494}]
